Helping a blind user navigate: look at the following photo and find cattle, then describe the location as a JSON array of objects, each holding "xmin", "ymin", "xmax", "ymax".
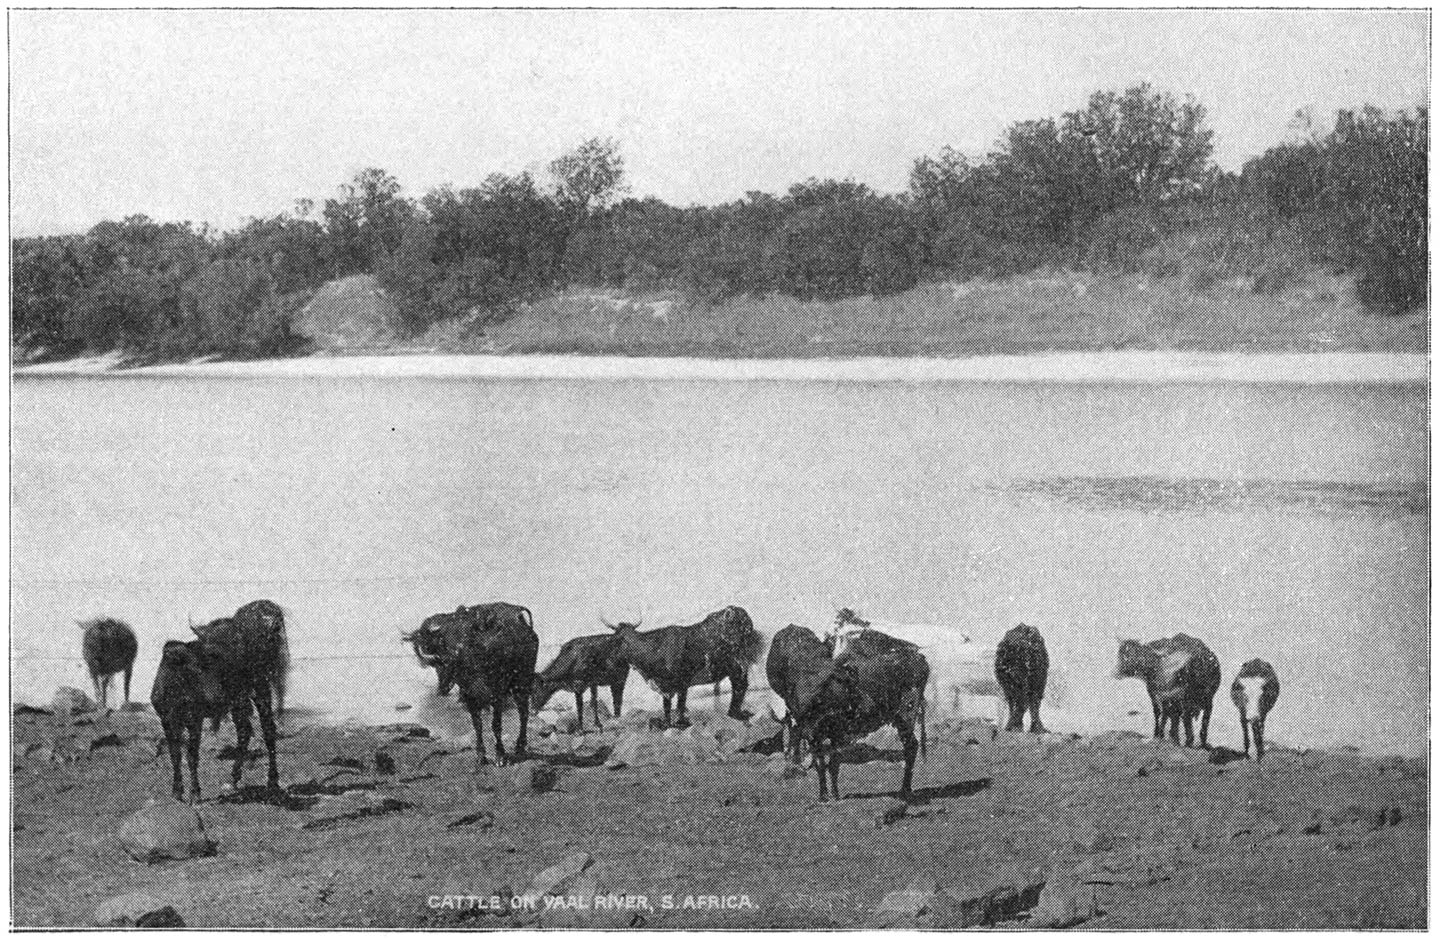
[
  {"xmin": 604, "ymin": 605, "xmax": 762, "ymax": 728},
  {"xmin": 532, "ymin": 633, "xmax": 630, "ymax": 730},
  {"xmin": 791, "ymin": 642, "xmax": 930, "ymax": 802},
  {"xmin": 401, "ymin": 608, "xmax": 467, "ymax": 696},
  {"xmin": 151, "ymin": 599, "xmax": 291, "ymax": 800},
  {"xmin": 429, "ymin": 602, "xmax": 539, "ymax": 769},
  {"xmin": 765, "ymin": 624, "xmax": 832, "ymax": 762},
  {"xmin": 150, "ymin": 640, "xmax": 229, "ymax": 802},
  {"xmin": 78, "ymin": 616, "xmax": 138, "ymax": 709},
  {"xmin": 995, "ymin": 623, "xmax": 1049, "ymax": 733},
  {"xmin": 826, "ymin": 608, "xmax": 990, "ymax": 717},
  {"xmin": 1231, "ymin": 659, "xmax": 1280, "ymax": 761},
  {"xmin": 1115, "ymin": 633, "xmax": 1221, "ymax": 748}
]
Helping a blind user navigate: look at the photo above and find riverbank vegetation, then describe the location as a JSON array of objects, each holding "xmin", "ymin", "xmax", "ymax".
[{"xmin": 11, "ymin": 85, "xmax": 1427, "ymax": 363}]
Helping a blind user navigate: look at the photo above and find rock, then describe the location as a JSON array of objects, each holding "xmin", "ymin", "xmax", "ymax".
[
  {"xmin": 89, "ymin": 733, "xmax": 126, "ymax": 751},
  {"xmin": 513, "ymin": 761, "xmax": 558, "ymax": 793},
  {"xmin": 118, "ymin": 702, "xmax": 149, "ymax": 713},
  {"xmin": 377, "ymin": 723, "xmax": 431, "ymax": 739},
  {"xmin": 604, "ymin": 728, "xmax": 721, "ymax": 768},
  {"xmin": 522, "ymin": 851, "xmax": 593, "ymax": 904},
  {"xmin": 117, "ymin": 802, "xmax": 217, "ymax": 863},
  {"xmin": 52, "ymin": 687, "xmax": 96, "ymax": 717},
  {"xmin": 1028, "ymin": 875, "xmax": 1099, "ymax": 928},
  {"xmin": 93, "ymin": 893, "xmax": 186, "ymax": 927},
  {"xmin": 395, "ymin": 702, "xmax": 412, "ymax": 711},
  {"xmin": 13, "ymin": 703, "xmax": 52, "ymax": 717},
  {"xmin": 931, "ymin": 867, "xmax": 1047, "ymax": 928},
  {"xmin": 373, "ymin": 750, "xmax": 396, "ymax": 775}
]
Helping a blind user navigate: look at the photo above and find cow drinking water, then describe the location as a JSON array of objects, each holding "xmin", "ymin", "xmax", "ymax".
[
  {"xmin": 532, "ymin": 633, "xmax": 630, "ymax": 730},
  {"xmin": 1115, "ymin": 633, "xmax": 1221, "ymax": 748},
  {"xmin": 1231, "ymin": 658, "xmax": 1280, "ymax": 761},
  {"xmin": 765, "ymin": 623, "xmax": 832, "ymax": 762},
  {"xmin": 604, "ymin": 605, "xmax": 762, "ymax": 728},
  {"xmin": 79, "ymin": 616, "xmax": 138, "ymax": 710},
  {"xmin": 995, "ymin": 623, "xmax": 1049, "ymax": 733}
]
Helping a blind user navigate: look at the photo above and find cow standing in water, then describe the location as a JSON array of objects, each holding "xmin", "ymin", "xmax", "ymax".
[
  {"xmin": 995, "ymin": 623, "xmax": 1049, "ymax": 733},
  {"xmin": 79, "ymin": 617, "xmax": 138, "ymax": 709},
  {"xmin": 604, "ymin": 606, "xmax": 762, "ymax": 728},
  {"xmin": 532, "ymin": 633, "xmax": 630, "ymax": 730},
  {"xmin": 1231, "ymin": 659, "xmax": 1280, "ymax": 761},
  {"xmin": 1115, "ymin": 633, "xmax": 1221, "ymax": 748}
]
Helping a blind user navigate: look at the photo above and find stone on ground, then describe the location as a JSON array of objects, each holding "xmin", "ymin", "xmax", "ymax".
[
  {"xmin": 116, "ymin": 801, "xmax": 217, "ymax": 863},
  {"xmin": 93, "ymin": 893, "xmax": 186, "ymax": 927}
]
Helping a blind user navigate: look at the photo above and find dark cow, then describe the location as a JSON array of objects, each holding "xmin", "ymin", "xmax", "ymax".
[
  {"xmin": 1231, "ymin": 659, "xmax": 1280, "ymax": 761},
  {"xmin": 401, "ymin": 607, "xmax": 468, "ymax": 696},
  {"xmin": 151, "ymin": 599, "xmax": 291, "ymax": 800},
  {"xmin": 791, "ymin": 643, "xmax": 929, "ymax": 802},
  {"xmin": 430, "ymin": 602, "xmax": 539, "ymax": 769},
  {"xmin": 150, "ymin": 640, "xmax": 230, "ymax": 802},
  {"xmin": 1115, "ymin": 632, "xmax": 1222, "ymax": 748},
  {"xmin": 532, "ymin": 633, "xmax": 630, "ymax": 730},
  {"xmin": 995, "ymin": 623, "xmax": 1049, "ymax": 733},
  {"xmin": 604, "ymin": 605, "xmax": 762, "ymax": 728},
  {"xmin": 79, "ymin": 616, "xmax": 138, "ymax": 709},
  {"xmin": 765, "ymin": 624, "xmax": 831, "ymax": 762}
]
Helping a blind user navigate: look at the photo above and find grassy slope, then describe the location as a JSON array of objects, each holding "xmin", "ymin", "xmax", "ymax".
[{"xmin": 308, "ymin": 272, "xmax": 1427, "ymax": 359}]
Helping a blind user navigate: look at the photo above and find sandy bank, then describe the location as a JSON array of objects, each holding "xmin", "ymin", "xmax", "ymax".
[{"xmin": 14, "ymin": 350, "xmax": 1429, "ymax": 385}]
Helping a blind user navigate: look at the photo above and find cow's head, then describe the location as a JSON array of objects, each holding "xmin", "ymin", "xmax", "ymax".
[
  {"xmin": 1114, "ymin": 639, "xmax": 1153, "ymax": 680},
  {"xmin": 599, "ymin": 612, "xmax": 643, "ymax": 637}
]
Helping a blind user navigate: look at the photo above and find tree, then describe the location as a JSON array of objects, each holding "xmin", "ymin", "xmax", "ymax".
[
  {"xmin": 548, "ymin": 138, "xmax": 629, "ymax": 221},
  {"xmin": 322, "ymin": 168, "xmax": 413, "ymax": 275}
]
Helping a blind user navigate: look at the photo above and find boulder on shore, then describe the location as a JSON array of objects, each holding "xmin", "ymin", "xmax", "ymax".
[
  {"xmin": 52, "ymin": 687, "xmax": 96, "ymax": 717},
  {"xmin": 117, "ymin": 802, "xmax": 217, "ymax": 863},
  {"xmin": 93, "ymin": 893, "xmax": 186, "ymax": 927}
]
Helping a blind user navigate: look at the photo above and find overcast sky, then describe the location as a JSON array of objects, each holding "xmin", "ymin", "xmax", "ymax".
[{"xmin": 9, "ymin": 9, "xmax": 1429, "ymax": 237}]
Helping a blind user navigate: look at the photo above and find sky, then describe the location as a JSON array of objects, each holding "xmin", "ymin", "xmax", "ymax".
[{"xmin": 9, "ymin": 9, "xmax": 1430, "ymax": 237}]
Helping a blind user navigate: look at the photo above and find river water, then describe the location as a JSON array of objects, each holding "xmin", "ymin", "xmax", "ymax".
[{"xmin": 11, "ymin": 372, "xmax": 1428, "ymax": 754}]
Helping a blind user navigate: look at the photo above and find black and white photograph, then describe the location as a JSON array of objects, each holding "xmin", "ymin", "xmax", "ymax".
[{"xmin": 9, "ymin": 7, "xmax": 1429, "ymax": 929}]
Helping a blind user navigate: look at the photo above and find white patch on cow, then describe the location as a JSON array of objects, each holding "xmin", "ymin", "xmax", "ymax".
[
  {"xmin": 1156, "ymin": 651, "xmax": 1193, "ymax": 699},
  {"xmin": 1236, "ymin": 675, "xmax": 1265, "ymax": 716}
]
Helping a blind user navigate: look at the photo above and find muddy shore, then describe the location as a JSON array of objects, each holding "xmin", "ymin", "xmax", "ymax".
[{"xmin": 10, "ymin": 700, "xmax": 1426, "ymax": 929}]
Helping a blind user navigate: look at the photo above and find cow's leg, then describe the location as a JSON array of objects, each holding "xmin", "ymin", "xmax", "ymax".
[
  {"xmin": 123, "ymin": 665, "xmax": 133, "ymax": 705},
  {"xmin": 1181, "ymin": 706, "xmax": 1196, "ymax": 747},
  {"xmin": 1028, "ymin": 690, "xmax": 1048, "ymax": 734},
  {"xmin": 1149, "ymin": 690, "xmax": 1163, "ymax": 738},
  {"xmin": 675, "ymin": 689, "xmax": 690, "ymax": 728},
  {"xmin": 898, "ymin": 721, "xmax": 918, "ymax": 798},
  {"xmin": 90, "ymin": 673, "xmax": 103, "ymax": 711},
  {"xmin": 827, "ymin": 739, "xmax": 842, "ymax": 801},
  {"xmin": 574, "ymin": 690, "xmax": 586, "ymax": 728},
  {"xmin": 185, "ymin": 716, "xmax": 204, "ymax": 803},
  {"xmin": 512, "ymin": 689, "xmax": 530, "ymax": 760},
  {"xmin": 466, "ymin": 699, "xmax": 490, "ymax": 769},
  {"xmin": 662, "ymin": 696, "xmax": 672, "ymax": 727},
  {"xmin": 1238, "ymin": 706, "xmax": 1251, "ymax": 756},
  {"xmin": 611, "ymin": 682, "xmax": 624, "ymax": 723},
  {"xmin": 491, "ymin": 700, "xmax": 509, "ymax": 765},
  {"xmin": 160, "ymin": 714, "xmax": 185, "ymax": 801},
  {"xmin": 252, "ymin": 683, "xmax": 281, "ymax": 791},
  {"xmin": 1199, "ymin": 699, "xmax": 1214, "ymax": 749},
  {"xmin": 728, "ymin": 669, "xmax": 750, "ymax": 720},
  {"xmin": 231, "ymin": 703, "xmax": 253, "ymax": 788},
  {"xmin": 813, "ymin": 739, "xmax": 829, "ymax": 802},
  {"xmin": 1253, "ymin": 717, "xmax": 1266, "ymax": 762},
  {"xmin": 591, "ymin": 686, "xmax": 601, "ymax": 728}
]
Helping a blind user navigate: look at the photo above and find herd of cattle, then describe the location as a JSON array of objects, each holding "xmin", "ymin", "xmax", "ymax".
[{"xmin": 70, "ymin": 602, "xmax": 1281, "ymax": 804}]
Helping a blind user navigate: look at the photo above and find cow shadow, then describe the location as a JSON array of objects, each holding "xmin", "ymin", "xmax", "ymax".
[
  {"xmin": 841, "ymin": 777, "xmax": 992, "ymax": 804},
  {"xmin": 533, "ymin": 747, "xmax": 612, "ymax": 769}
]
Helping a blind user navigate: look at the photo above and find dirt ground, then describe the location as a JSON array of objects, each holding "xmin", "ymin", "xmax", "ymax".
[{"xmin": 10, "ymin": 701, "xmax": 1427, "ymax": 929}]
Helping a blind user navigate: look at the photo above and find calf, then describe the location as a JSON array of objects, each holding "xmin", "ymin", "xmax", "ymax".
[
  {"xmin": 432, "ymin": 602, "xmax": 539, "ymax": 769},
  {"xmin": 1115, "ymin": 633, "xmax": 1221, "ymax": 748},
  {"xmin": 150, "ymin": 640, "xmax": 229, "ymax": 802},
  {"xmin": 1231, "ymin": 659, "xmax": 1280, "ymax": 761},
  {"xmin": 995, "ymin": 623, "xmax": 1049, "ymax": 733},
  {"xmin": 791, "ymin": 643, "xmax": 929, "ymax": 802},
  {"xmin": 79, "ymin": 616, "xmax": 138, "ymax": 709},
  {"xmin": 532, "ymin": 633, "xmax": 630, "ymax": 730},
  {"xmin": 765, "ymin": 624, "xmax": 831, "ymax": 762},
  {"xmin": 605, "ymin": 605, "xmax": 762, "ymax": 728}
]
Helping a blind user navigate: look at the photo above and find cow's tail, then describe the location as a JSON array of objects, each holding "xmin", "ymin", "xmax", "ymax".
[{"xmin": 918, "ymin": 684, "xmax": 928, "ymax": 762}]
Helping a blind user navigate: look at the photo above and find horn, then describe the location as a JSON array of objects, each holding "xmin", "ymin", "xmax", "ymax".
[
  {"xmin": 598, "ymin": 611, "xmax": 616, "ymax": 631},
  {"xmin": 400, "ymin": 630, "xmax": 413, "ymax": 642}
]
